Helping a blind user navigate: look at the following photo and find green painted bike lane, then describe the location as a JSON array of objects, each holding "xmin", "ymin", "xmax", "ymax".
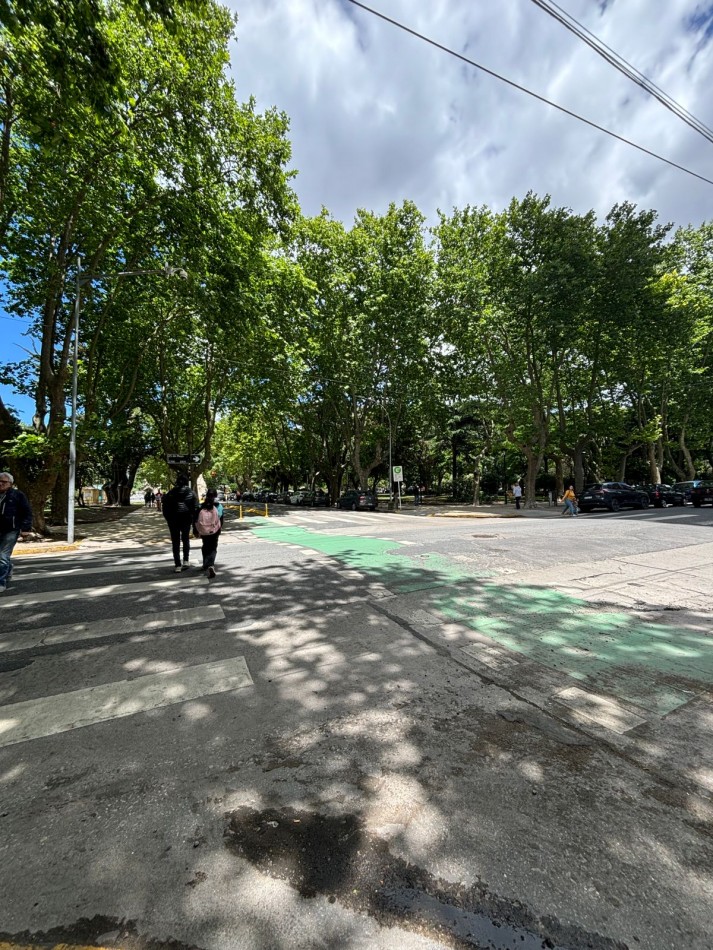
[{"xmin": 251, "ymin": 522, "xmax": 712, "ymax": 717}]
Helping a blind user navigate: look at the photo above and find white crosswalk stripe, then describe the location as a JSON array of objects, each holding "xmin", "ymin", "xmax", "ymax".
[
  {"xmin": 0, "ymin": 576, "xmax": 207, "ymax": 607},
  {"xmin": 0, "ymin": 556, "xmax": 251, "ymax": 747},
  {"xmin": 0, "ymin": 605, "xmax": 225, "ymax": 653},
  {"xmin": 0, "ymin": 655, "xmax": 252, "ymax": 748}
]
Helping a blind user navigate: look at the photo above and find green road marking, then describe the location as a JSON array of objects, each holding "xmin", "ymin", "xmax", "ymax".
[
  {"xmin": 251, "ymin": 523, "xmax": 712, "ymax": 716},
  {"xmin": 433, "ymin": 585, "xmax": 712, "ymax": 715},
  {"xmin": 250, "ymin": 523, "xmax": 495, "ymax": 591}
]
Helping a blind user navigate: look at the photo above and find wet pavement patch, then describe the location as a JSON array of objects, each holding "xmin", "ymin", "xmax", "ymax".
[
  {"xmin": 224, "ymin": 805, "xmax": 627, "ymax": 949},
  {"xmin": 0, "ymin": 917, "xmax": 205, "ymax": 950}
]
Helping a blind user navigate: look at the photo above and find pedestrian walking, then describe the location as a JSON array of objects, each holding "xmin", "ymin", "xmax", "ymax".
[
  {"xmin": 194, "ymin": 488, "xmax": 224, "ymax": 579},
  {"xmin": 413, "ymin": 483, "xmax": 421, "ymax": 507},
  {"xmin": 0, "ymin": 471, "xmax": 33, "ymax": 594},
  {"xmin": 161, "ymin": 473, "xmax": 198, "ymax": 572},
  {"xmin": 562, "ymin": 484, "xmax": 578, "ymax": 517},
  {"xmin": 512, "ymin": 482, "xmax": 523, "ymax": 510},
  {"xmin": 144, "ymin": 488, "xmax": 152, "ymax": 507},
  {"xmin": 155, "ymin": 488, "xmax": 162, "ymax": 512}
]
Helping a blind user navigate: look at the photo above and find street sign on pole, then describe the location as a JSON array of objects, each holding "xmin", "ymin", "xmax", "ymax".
[
  {"xmin": 392, "ymin": 465, "xmax": 403, "ymax": 483},
  {"xmin": 167, "ymin": 453, "xmax": 201, "ymax": 465}
]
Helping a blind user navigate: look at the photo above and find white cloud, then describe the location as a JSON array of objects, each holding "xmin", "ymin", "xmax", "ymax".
[{"xmin": 229, "ymin": 0, "xmax": 713, "ymax": 228}]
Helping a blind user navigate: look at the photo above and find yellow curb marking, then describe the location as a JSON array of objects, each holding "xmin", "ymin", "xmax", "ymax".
[{"xmin": 14, "ymin": 544, "xmax": 82, "ymax": 557}]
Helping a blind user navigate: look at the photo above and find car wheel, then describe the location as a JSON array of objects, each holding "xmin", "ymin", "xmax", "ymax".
[
  {"xmin": 609, "ymin": 498, "xmax": 621, "ymax": 512},
  {"xmin": 579, "ymin": 506, "xmax": 592, "ymax": 513},
  {"xmin": 350, "ymin": 502, "xmax": 357, "ymax": 511},
  {"xmin": 693, "ymin": 500, "xmax": 702, "ymax": 508},
  {"xmin": 640, "ymin": 496, "xmax": 649, "ymax": 509}
]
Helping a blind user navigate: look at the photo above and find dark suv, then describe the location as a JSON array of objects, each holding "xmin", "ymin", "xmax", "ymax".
[
  {"xmin": 578, "ymin": 482, "xmax": 650, "ymax": 513},
  {"xmin": 635, "ymin": 484, "xmax": 686, "ymax": 508},
  {"xmin": 671, "ymin": 480, "xmax": 703, "ymax": 504},
  {"xmin": 690, "ymin": 482, "xmax": 713, "ymax": 507},
  {"xmin": 337, "ymin": 489, "xmax": 378, "ymax": 511}
]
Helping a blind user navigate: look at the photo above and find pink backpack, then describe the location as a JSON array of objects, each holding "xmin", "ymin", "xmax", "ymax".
[{"xmin": 195, "ymin": 505, "xmax": 220, "ymax": 536}]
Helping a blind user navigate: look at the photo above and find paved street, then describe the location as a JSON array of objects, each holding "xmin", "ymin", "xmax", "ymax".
[{"xmin": 0, "ymin": 504, "xmax": 712, "ymax": 950}]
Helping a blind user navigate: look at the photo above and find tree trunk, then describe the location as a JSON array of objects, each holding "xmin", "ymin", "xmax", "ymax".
[
  {"xmin": 472, "ymin": 460, "xmax": 481, "ymax": 506},
  {"xmin": 51, "ymin": 466, "xmax": 69, "ymax": 524},
  {"xmin": 451, "ymin": 441, "xmax": 458, "ymax": 497},
  {"xmin": 555, "ymin": 458, "xmax": 564, "ymax": 499},
  {"xmin": 573, "ymin": 445, "xmax": 586, "ymax": 495},
  {"xmin": 647, "ymin": 442, "xmax": 661, "ymax": 484},
  {"xmin": 21, "ymin": 468, "xmax": 57, "ymax": 535},
  {"xmin": 679, "ymin": 428, "xmax": 696, "ymax": 479},
  {"xmin": 523, "ymin": 447, "xmax": 542, "ymax": 508}
]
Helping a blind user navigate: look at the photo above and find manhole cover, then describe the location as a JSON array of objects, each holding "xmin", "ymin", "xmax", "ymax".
[{"xmin": 471, "ymin": 534, "xmax": 499, "ymax": 538}]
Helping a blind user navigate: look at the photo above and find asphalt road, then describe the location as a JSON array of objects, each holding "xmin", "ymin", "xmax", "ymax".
[{"xmin": 0, "ymin": 504, "xmax": 711, "ymax": 950}]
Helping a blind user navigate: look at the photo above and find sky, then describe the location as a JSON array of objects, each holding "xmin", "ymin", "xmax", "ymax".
[
  {"xmin": 3, "ymin": 0, "xmax": 713, "ymax": 423},
  {"xmin": 226, "ymin": 0, "xmax": 713, "ymax": 227}
]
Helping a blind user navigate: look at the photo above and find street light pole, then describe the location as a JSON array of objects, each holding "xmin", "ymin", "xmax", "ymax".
[{"xmin": 67, "ymin": 258, "xmax": 187, "ymax": 543}]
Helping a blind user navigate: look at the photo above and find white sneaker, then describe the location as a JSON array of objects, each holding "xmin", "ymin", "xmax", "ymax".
[
  {"xmin": 174, "ymin": 565, "xmax": 182, "ymax": 573},
  {"xmin": 181, "ymin": 561, "xmax": 190, "ymax": 571}
]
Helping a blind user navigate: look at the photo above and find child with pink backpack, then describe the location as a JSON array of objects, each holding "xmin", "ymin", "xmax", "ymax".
[{"xmin": 193, "ymin": 488, "xmax": 224, "ymax": 578}]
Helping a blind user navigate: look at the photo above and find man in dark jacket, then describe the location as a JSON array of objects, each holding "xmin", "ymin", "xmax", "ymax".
[
  {"xmin": 0, "ymin": 471, "xmax": 33, "ymax": 593},
  {"xmin": 161, "ymin": 472, "xmax": 198, "ymax": 572}
]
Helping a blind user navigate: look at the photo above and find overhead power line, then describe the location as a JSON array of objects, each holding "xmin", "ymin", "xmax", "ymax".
[
  {"xmin": 343, "ymin": 0, "xmax": 713, "ymax": 188},
  {"xmin": 530, "ymin": 0, "xmax": 713, "ymax": 146}
]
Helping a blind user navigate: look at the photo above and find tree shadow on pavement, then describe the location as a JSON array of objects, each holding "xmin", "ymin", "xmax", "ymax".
[{"xmin": 0, "ymin": 534, "xmax": 712, "ymax": 949}]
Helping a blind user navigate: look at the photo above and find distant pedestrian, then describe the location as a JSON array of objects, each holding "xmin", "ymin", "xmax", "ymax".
[
  {"xmin": 155, "ymin": 489, "xmax": 162, "ymax": 512},
  {"xmin": 162, "ymin": 473, "xmax": 198, "ymax": 572},
  {"xmin": 144, "ymin": 488, "xmax": 152, "ymax": 507},
  {"xmin": 512, "ymin": 482, "xmax": 523, "ymax": 510},
  {"xmin": 194, "ymin": 488, "xmax": 224, "ymax": 579},
  {"xmin": 0, "ymin": 472, "xmax": 33, "ymax": 594},
  {"xmin": 562, "ymin": 485, "xmax": 578, "ymax": 517},
  {"xmin": 413, "ymin": 484, "xmax": 421, "ymax": 507}
]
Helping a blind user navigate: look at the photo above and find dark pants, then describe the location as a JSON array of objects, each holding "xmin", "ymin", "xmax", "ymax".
[
  {"xmin": 168, "ymin": 520, "xmax": 191, "ymax": 566},
  {"xmin": 201, "ymin": 531, "xmax": 220, "ymax": 569},
  {"xmin": 0, "ymin": 529, "xmax": 20, "ymax": 589},
  {"xmin": 515, "ymin": 496, "xmax": 521, "ymax": 510}
]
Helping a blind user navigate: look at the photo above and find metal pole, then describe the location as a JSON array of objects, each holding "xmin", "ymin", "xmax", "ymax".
[
  {"xmin": 384, "ymin": 406, "xmax": 393, "ymax": 511},
  {"xmin": 67, "ymin": 256, "xmax": 82, "ymax": 544}
]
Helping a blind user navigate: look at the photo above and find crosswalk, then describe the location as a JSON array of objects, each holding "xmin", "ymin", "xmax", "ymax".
[
  {"xmin": 279, "ymin": 509, "xmax": 420, "ymax": 529},
  {"xmin": 0, "ymin": 549, "xmax": 254, "ymax": 749},
  {"xmin": 0, "ymin": 509, "xmax": 425, "ymax": 752}
]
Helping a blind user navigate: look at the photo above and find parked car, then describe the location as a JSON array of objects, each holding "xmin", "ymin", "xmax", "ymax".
[
  {"xmin": 578, "ymin": 482, "xmax": 650, "ymax": 513},
  {"xmin": 313, "ymin": 490, "xmax": 330, "ymax": 507},
  {"xmin": 690, "ymin": 481, "xmax": 713, "ymax": 507},
  {"xmin": 240, "ymin": 491, "xmax": 255, "ymax": 502},
  {"xmin": 635, "ymin": 484, "xmax": 686, "ymax": 508},
  {"xmin": 670, "ymin": 480, "xmax": 703, "ymax": 504},
  {"xmin": 290, "ymin": 490, "xmax": 315, "ymax": 506},
  {"xmin": 275, "ymin": 491, "xmax": 292, "ymax": 504},
  {"xmin": 337, "ymin": 489, "xmax": 378, "ymax": 511}
]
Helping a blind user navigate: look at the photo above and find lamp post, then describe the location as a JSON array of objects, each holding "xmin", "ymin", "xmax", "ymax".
[{"xmin": 67, "ymin": 257, "xmax": 187, "ymax": 543}]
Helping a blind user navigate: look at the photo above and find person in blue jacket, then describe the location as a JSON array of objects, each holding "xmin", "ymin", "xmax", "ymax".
[{"xmin": 0, "ymin": 471, "xmax": 33, "ymax": 593}]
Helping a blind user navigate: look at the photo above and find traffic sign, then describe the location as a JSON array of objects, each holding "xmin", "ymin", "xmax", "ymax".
[
  {"xmin": 166, "ymin": 453, "xmax": 202, "ymax": 465},
  {"xmin": 392, "ymin": 465, "xmax": 403, "ymax": 482}
]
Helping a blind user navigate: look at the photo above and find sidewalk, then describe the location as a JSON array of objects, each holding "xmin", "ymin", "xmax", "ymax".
[{"xmin": 15, "ymin": 502, "xmax": 563, "ymax": 558}]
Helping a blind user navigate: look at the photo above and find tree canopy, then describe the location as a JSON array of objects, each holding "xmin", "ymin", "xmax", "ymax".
[{"xmin": 1, "ymin": 2, "xmax": 712, "ymax": 525}]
